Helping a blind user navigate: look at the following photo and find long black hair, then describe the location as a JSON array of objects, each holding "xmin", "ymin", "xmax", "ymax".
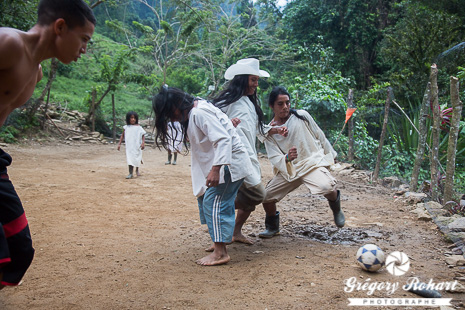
[
  {"xmin": 152, "ymin": 86, "xmax": 193, "ymax": 153},
  {"xmin": 268, "ymin": 86, "xmax": 308, "ymax": 123},
  {"xmin": 211, "ymin": 75, "xmax": 265, "ymax": 134},
  {"xmin": 125, "ymin": 111, "xmax": 139, "ymax": 125}
]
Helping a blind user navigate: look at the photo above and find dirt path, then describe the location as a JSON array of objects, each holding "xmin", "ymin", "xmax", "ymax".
[{"xmin": 0, "ymin": 143, "xmax": 463, "ymax": 309}]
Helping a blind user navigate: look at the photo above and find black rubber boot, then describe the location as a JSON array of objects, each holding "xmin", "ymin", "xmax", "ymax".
[
  {"xmin": 259, "ymin": 211, "xmax": 280, "ymax": 238},
  {"xmin": 172, "ymin": 153, "xmax": 177, "ymax": 165},
  {"xmin": 328, "ymin": 190, "xmax": 345, "ymax": 228}
]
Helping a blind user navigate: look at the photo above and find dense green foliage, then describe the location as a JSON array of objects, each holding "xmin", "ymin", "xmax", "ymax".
[
  {"xmin": 0, "ymin": 0, "xmax": 39, "ymax": 30},
  {"xmin": 283, "ymin": 0, "xmax": 395, "ymax": 89},
  {"xmin": 1, "ymin": 0, "xmax": 464, "ymax": 200}
]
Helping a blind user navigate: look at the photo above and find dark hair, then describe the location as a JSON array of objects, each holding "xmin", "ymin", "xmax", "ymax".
[
  {"xmin": 125, "ymin": 111, "xmax": 139, "ymax": 125},
  {"xmin": 153, "ymin": 86, "xmax": 193, "ymax": 153},
  {"xmin": 37, "ymin": 0, "xmax": 96, "ymax": 28},
  {"xmin": 211, "ymin": 75, "xmax": 265, "ymax": 134},
  {"xmin": 268, "ymin": 86, "xmax": 308, "ymax": 123}
]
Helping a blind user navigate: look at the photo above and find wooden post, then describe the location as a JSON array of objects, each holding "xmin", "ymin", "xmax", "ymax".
[
  {"xmin": 91, "ymin": 88, "xmax": 96, "ymax": 132},
  {"xmin": 409, "ymin": 82, "xmax": 431, "ymax": 191},
  {"xmin": 430, "ymin": 64, "xmax": 440, "ymax": 201},
  {"xmin": 443, "ymin": 77, "xmax": 463, "ymax": 203},
  {"xmin": 373, "ymin": 87, "xmax": 393, "ymax": 183},
  {"xmin": 112, "ymin": 93, "xmax": 116, "ymax": 143},
  {"xmin": 347, "ymin": 89, "xmax": 355, "ymax": 161}
]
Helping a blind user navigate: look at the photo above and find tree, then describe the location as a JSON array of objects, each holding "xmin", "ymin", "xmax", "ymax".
[
  {"xmin": 283, "ymin": 0, "xmax": 398, "ymax": 89},
  {"xmin": 237, "ymin": 0, "xmax": 257, "ymax": 28},
  {"xmin": 26, "ymin": 58, "xmax": 59, "ymax": 125},
  {"xmin": 86, "ymin": 47, "xmax": 134, "ymax": 130},
  {"xmin": 287, "ymin": 42, "xmax": 352, "ymax": 132},
  {"xmin": 0, "ymin": 0, "xmax": 38, "ymax": 30},
  {"xmin": 104, "ymin": 0, "xmax": 208, "ymax": 93},
  {"xmin": 189, "ymin": 0, "xmax": 288, "ymax": 93},
  {"xmin": 94, "ymin": 0, "xmax": 289, "ymax": 95},
  {"xmin": 378, "ymin": 1, "xmax": 464, "ymax": 102}
]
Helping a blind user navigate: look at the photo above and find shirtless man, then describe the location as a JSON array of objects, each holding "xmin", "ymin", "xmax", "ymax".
[{"xmin": 0, "ymin": 0, "xmax": 95, "ymax": 289}]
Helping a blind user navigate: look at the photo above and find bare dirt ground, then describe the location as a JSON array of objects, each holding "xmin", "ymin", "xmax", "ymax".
[{"xmin": 0, "ymin": 142, "xmax": 464, "ymax": 309}]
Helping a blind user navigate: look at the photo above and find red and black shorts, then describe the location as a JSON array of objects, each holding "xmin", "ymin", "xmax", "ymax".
[{"xmin": 0, "ymin": 148, "xmax": 34, "ymax": 286}]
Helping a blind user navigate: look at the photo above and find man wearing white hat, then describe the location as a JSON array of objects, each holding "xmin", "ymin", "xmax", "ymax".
[
  {"xmin": 210, "ymin": 58, "xmax": 274, "ymax": 247},
  {"xmin": 223, "ymin": 58, "xmax": 270, "ymax": 80}
]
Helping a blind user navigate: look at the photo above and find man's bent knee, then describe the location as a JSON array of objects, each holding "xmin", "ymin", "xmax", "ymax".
[
  {"xmin": 321, "ymin": 185, "xmax": 337, "ymax": 197},
  {"xmin": 235, "ymin": 183, "xmax": 265, "ymax": 211}
]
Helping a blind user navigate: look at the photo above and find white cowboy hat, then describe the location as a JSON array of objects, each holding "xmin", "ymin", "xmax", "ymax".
[{"xmin": 224, "ymin": 58, "xmax": 270, "ymax": 80}]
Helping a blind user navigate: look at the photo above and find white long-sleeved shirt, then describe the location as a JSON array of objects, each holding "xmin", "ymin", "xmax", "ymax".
[
  {"xmin": 259, "ymin": 110, "xmax": 337, "ymax": 182},
  {"xmin": 188, "ymin": 100, "xmax": 252, "ymax": 197},
  {"xmin": 220, "ymin": 96, "xmax": 262, "ymax": 187}
]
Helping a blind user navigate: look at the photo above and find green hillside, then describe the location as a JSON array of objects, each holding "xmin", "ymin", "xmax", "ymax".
[{"xmin": 33, "ymin": 32, "xmax": 153, "ymax": 125}]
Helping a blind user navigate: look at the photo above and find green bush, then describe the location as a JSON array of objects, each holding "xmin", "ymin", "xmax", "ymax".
[
  {"xmin": 333, "ymin": 121, "xmax": 378, "ymax": 170},
  {"xmin": 0, "ymin": 126, "xmax": 20, "ymax": 143},
  {"xmin": 0, "ymin": 110, "xmax": 39, "ymax": 143}
]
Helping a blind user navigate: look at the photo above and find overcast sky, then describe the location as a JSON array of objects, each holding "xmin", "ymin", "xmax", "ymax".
[{"xmin": 253, "ymin": 0, "xmax": 289, "ymax": 8}]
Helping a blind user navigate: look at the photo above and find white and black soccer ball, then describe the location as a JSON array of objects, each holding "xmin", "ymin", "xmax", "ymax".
[{"xmin": 356, "ymin": 244, "xmax": 385, "ymax": 272}]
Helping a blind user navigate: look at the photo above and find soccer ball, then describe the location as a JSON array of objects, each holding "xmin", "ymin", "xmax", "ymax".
[{"xmin": 356, "ymin": 244, "xmax": 385, "ymax": 272}]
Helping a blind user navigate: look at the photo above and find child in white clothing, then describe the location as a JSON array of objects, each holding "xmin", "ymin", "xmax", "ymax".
[{"xmin": 117, "ymin": 111, "xmax": 146, "ymax": 179}]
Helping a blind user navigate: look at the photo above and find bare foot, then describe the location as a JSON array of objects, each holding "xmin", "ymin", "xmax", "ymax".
[
  {"xmin": 196, "ymin": 253, "xmax": 231, "ymax": 266},
  {"xmin": 205, "ymin": 244, "xmax": 215, "ymax": 252},
  {"xmin": 205, "ymin": 242, "xmax": 232, "ymax": 252},
  {"xmin": 204, "ymin": 235, "xmax": 252, "ymax": 252},
  {"xmin": 232, "ymin": 233, "xmax": 254, "ymax": 245}
]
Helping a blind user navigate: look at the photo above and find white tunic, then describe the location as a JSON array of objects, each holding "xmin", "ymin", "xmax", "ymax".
[
  {"xmin": 220, "ymin": 96, "xmax": 262, "ymax": 187},
  {"xmin": 188, "ymin": 100, "xmax": 252, "ymax": 197},
  {"xmin": 167, "ymin": 121, "xmax": 183, "ymax": 152},
  {"xmin": 123, "ymin": 124, "xmax": 146, "ymax": 167},
  {"xmin": 260, "ymin": 110, "xmax": 337, "ymax": 182}
]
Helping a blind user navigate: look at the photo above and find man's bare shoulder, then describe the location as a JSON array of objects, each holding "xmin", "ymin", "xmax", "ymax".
[{"xmin": 0, "ymin": 28, "xmax": 25, "ymax": 70}]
